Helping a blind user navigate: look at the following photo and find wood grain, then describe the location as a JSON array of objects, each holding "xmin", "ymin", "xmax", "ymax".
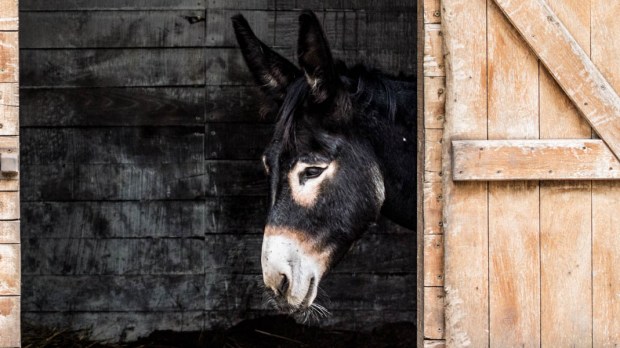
[
  {"xmin": 0, "ymin": 244, "xmax": 19, "ymax": 295},
  {"xmin": 0, "ymin": 0, "xmax": 18, "ymax": 31},
  {"xmin": 21, "ymin": 48, "xmax": 206, "ymax": 87},
  {"xmin": 0, "ymin": 296, "xmax": 19, "ymax": 347},
  {"xmin": 0, "ymin": 83, "xmax": 18, "ymax": 136},
  {"xmin": 424, "ymin": 287, "xmax": 444, "ymax": 339},
  {"xmin": 21, "ymin": 11, "xmax": 206, "ymax": 48},
  {"xmin": 423, "ymin": 235, "xmax": 443, "ymax": 286},
  {"xmin": 423, "ymin": 181, "xmax": 442, "ymax": 235},
  {"xmin": 441, "ymin": 0, "xmax": 489, "ymax": 346},
  {"xmin": 0, "ymin": 221, "xmax": 18, "ymax": 243},
  {"xmin": 0, "ymin": 32, "xmax": 18, "ymax": 83},
  {"xmin": 424, "ymin": 77, "xmax": 445, "ymax": 129},
  {"xmin": 592, "ymin": 1, "xmax": 620, "ymax": 345},
  {"xmin": 539, "ymin": 2, "xmax": 593, "ymax": 346},
  {"xmin": 22, "ymin": 87, "xmax": 205, "ymax": 127},
  {"xmin": 487, "ymin": 1, "xmax": 540, "ymax": 346},
  {"xmin": 492, "ymin": 0, "xmax": 620, "ymax": 162},
  {"xmin": 453, "ymin": 139, "xmax": 620, "ymax": 181},
  {"xmin": 423, "ymin": 0, "xmax": 441, "ymax": 24},
  {"xmin": 423, "ymin": 24, "xmax": 444, "ymax": 77}
]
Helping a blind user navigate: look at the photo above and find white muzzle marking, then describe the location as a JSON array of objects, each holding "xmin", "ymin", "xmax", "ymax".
[{"xmin": 261, "ymin": 227, "xmax": 330, "ymax": 308}]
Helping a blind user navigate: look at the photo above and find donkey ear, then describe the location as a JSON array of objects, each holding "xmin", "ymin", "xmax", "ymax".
[
  {"xmin": 232, "ymin": 14, "xmax": 300, "ymax": 100},
  {"xmin": 297, "ymin": 11, "xmax": 339, "ymax": 104}
]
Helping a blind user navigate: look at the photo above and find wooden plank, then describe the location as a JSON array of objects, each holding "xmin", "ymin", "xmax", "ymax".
[
  {"xmin": 205, "ymin": 160, "xmax": 266, "ymax": 196},
  {"xmin": 21, "ymin": 0, "xmax": 206, "ymax": 10},
  {"xmin": 205, "ymin": 123, "xmax": 272, "ymax": 159},
  {"xmin": 21, "ymin": 11, "xmax": 206, "ymax": 48},
  {"xmin": 22, "ymin": 273, "xmax": 415, "ymax": 312},
  {"xmin": 22, "ymin": 201, "xmax": 205, "ymax": 238},
  {"xmin": 592, "ymin": 183, "xmax": 620, "ymax": 346},
  {"xmin": 424, "ymin": 0, "xmax": 441, "ymax": 24},
  {"xmin": 206, "ymin": 10, "xmax": 274, "ymax": 47},
  {"xmin": 424, "ymin": 287, "xmax": 444, "ymax": 339},
  {"xmin": 423, "ymin": 181, "xmax": 442, "ymax": 235},
  {"xmin": 441, "ymin": 0, "xmax": 488, "ymax": 346},
  {"xmin": 0, "ymin": 83, "xmax": 18, "ymax": 136},
  {"xmin": 21, "ymin": 87, "xmax": 205, "ymax": 127},
  {"xmin": 0, "ymin": 136, "xmax": 18, "ymax": 191},
  {"xmin": 424, "ymin": 77, "xmax": 445, "ymax": 129},
  {"xmin": 21, "ymin": 48, "xmax": 206, "ymax": 87},
  {"xmin": 423, "ymin": 24, "xmax": 444, "ymax": 77},
  {"xmin": 592, "ymin": 1, "xmax": 620, "ymax": 345},
  {"xmin": 0, "ymin": 244, "xmax": 19, "ymax": 295},
  {"xmin": 425, "ymin": 129, "xmax": 442, "ymax": 173},
  {"xmin": 22, "ymin": 275, "xmax": 206, "ymax": 311},
  {"xmin": 417, "ymin": 0, "xmax": 425, "ymax": 344},
  {"xmin": 74, "ymin": 163, "xmax": 205, "ymax": 200},
  {"xmin": 539, "ymin": 1, "xmax": 592, "ymax": 347},
  {"xmin": 0, "ymin": 32, "xmax": 18, "ymax": 83},
  {"xmin": 23, "ymin": 238, "xmax": 205, "ymax": 275},
  {"xmin": 423, "ymin": 235, "xmax": 443, "ymax": 286},
  {"xmin": 22, "ymin": 311, "xmax": 205, "ymax": 342},
  {"xmin": 206, "ymin": 86, "xmax": 272, "ymax": 123},
  {"xmin": 0, "ymin": 296, "xmax": 19, "ymax": 347},
  {"xmin": 22, "ymin": 127, "xmax": 204, "ymax": 165},
  {"xmin": 492, "ymin": 0, "xmax": 620, "ymax": 162},
  {"xmin": 540, "ymin": 181, "xmax": 592, "ymax": 347},
  {"xmin": 0, "ymin": 0, "xmax": 18, "ymax": 31},
  {"xmin": 0, "ymin": 192, "xmax": 18, "ymax": 219},
  {"xmin": 453, "ymin": 139, "xmax": 620, "ymax": 181},
  {"xmin": 424, "ymin": 340, "xmax": 445, "ymax": 348},
  {"xmin": 0, "ymin": 221, "xmax": 18, "ymax": 243},
  {"xmin": 425, "ymin": 129, "xmax": 442, "ymax": 181},
  {"xmin": 487, "ymin": 1, "xmax": 540, "ymax": 346}
]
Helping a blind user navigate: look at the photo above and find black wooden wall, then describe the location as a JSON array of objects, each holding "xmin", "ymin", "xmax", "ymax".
[{"xmin": 19, "ymin": 0, "xmax": 417, "ymax": 341}]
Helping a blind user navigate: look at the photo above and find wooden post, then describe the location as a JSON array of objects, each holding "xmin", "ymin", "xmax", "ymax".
[{"xmin": 0, "ymin": 0, "xmax": 19, "ymax": 346}]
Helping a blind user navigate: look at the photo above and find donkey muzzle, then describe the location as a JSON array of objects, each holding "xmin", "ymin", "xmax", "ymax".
[{"xmin": 261, "ymin": 228, "xmax": 329, "ymax": 309}]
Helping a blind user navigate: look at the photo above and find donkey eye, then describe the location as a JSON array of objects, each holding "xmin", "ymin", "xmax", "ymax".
[{"xmin": 304, "ymin": 167, "xmax": 325, "ymax": 178}]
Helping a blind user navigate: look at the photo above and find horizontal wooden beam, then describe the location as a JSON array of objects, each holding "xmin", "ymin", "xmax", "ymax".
[
  {"xmin": 492, "ymin": 0, "xmax": 620, "ymax": 162},
  {"xmin": 453, "ymin": 139, "xmax": 620, "ymax": 181}
]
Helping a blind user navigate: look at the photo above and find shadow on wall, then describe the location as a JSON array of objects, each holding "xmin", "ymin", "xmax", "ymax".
[{"xmin": 19, "ymin": 0, "xmax": 417, "ymax": 341}]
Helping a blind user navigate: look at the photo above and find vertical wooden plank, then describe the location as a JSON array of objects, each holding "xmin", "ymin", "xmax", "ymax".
[
  {"xmin": 424, "ymin": 235, "xmax": 444, "ymax": 286},
  {"xmin": 0, "ymin": 297, "xmax": 19, "ymax": 347},
  {"xmin": 424, "ymin": 287, "xmax": 445, "ymax": 339},
  {"xmin": 539, "ymin": 1, "xmax": 592, "ymax": 347},
  {"xmin": 0, "ymin": 0, "xmax": 18, "ymax": 31},
  {"xmin": 418, "ymin": 0, "xmax": 427, "ymax": 345},
  {"xmin": 424, "ymin": 77, "xmax": 445, "ymax": 129},
  {"xmin": 424, "ymin": 24, "xmax": 445, "ymax": 77},
  {"xmin": 0, "ymin": 32, "xmax": 17, "ymax": 83},
  {"xmin": 540, "ymin": 181, "xmax": 592, "ymax": 346},
  {"xmin": 592, "ymin": 1, "xmax": 620, "ymax": 345},
  {"xmin": 487, "ymin": 1, "xmax": 540, "ymax": 346},
  {"xmin": 441, "ymin": 0, "xmax": 488, "ymax": 346},
  {"xmin": 424, "ymin": 0, "xmax": 441, "ymax": 24},
  {"xmin": 0, "ymin": 244, "xmax": 19, "ymax": 295}
]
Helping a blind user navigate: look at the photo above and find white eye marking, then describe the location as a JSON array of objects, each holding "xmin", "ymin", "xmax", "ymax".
[{"xmin": 288, "ymin": 161, "xmax": 336, "ymax": 207}]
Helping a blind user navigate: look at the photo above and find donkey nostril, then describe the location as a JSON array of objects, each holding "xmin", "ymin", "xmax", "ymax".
[{"xmin": 277, "ymin": 274, "xmax": 289, "ymax": 296}]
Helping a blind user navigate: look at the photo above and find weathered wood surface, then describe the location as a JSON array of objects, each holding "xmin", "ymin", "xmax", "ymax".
[
  {"xmin": 492, "ymin": 0, "xmax": 620, "ymax": 161},
  {"xmin": 22, "ymin": 88, "xmax": 205, "ymax": 127},
  {"xmin": 441, "ymin": 0, "xmax": 489, "ymax": 346},
  {"xmin": 453, "ymin": 139, "xmax": 620, "ymax": 181},
  {"xmin": 592, "ymin": 1, "xmax": 620, "ymax": 345},
  {"xmin": 0, "ymin": 221, "xmax": 18, "ymax": 244},
  {"xmin": 423, "ymin": 287, "xmax": 444, "ymax": 339},
  {"xmin": 423, "ymin": 24, "xmax": 444, "ymax": 77},
  {"xmin": 0, "ymin": 83, "xmax": 19, "ymax": 136},
  {"xmin": 0, "ymin": 0, "xmax": 18, "ymax": 31},
  {"xmin": 0, "ymin": 296, "xmax": 19, "ymax": 347},
  {"xmin": 21, "ymin": 11, "xmax": 206, "ymax": 48},
  {"xmin": 539, "ymin": 2, "xmax": 593, "ymax": 346},
  {"xmin": 21, "ymin": 49, "xmax": 208, "ymax": 87},
  {"xmin": 487, "ymin": 2, "xmax": 540, "ymax": 345},
  {"xmin": 0, "ymin": 243, "xmax": 19, "ymax": 295},
  {"xmin": 0, "ymin": 32, "xmax": 18, "ymax": 83},
  {"xmin": 20, "ymin": 4, "xmax": 419, "ymax": 341}
]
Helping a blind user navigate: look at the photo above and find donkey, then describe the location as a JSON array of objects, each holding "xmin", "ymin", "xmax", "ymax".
[{"xmin": 232, "ymin": 10, "xmax": 417, "ymax": 319}]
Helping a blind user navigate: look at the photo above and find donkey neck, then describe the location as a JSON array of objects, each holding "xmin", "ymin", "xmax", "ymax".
[{"xmin": 355, "ymin": 77, "xmax": 418, "ymax": 230}]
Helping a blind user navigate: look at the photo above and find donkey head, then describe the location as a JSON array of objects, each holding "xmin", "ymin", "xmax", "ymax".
[{"xmin": 232, "ymin": 11, "xmax": 386, "ymax": 317}]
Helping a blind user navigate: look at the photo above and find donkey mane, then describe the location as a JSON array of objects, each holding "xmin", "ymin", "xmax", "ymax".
[{"xmin": 273, "ymin": 62, "xmax": 416, "ymax": 152}]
